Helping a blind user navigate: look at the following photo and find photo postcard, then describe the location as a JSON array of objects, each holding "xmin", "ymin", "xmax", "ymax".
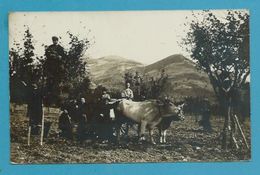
[{"xmin": 8, "ymin": 10, "xmax": 251, "ymax": 164}]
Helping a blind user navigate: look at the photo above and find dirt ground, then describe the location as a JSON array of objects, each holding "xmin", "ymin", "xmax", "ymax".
[{"xmin": 10, "ymin": 105, "xmax": 251, "ymax": 164}]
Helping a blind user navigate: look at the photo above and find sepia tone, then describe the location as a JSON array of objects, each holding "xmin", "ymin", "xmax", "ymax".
[{"xmin": 9, "ymin": 10, "xmax": 250, "ymax": 164}]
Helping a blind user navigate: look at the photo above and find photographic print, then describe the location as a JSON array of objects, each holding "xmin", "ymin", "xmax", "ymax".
[{"xmin": 9, "ymin": 10, "xmax": 250, "ymax": 164}]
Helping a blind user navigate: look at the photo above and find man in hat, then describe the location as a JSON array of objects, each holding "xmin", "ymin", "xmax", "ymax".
[
  {"xmin": 44, "ymin": 36, "xmax": 66, "ymax": 105},
  {"xmin": 45, "ymin": 36, "xmax": 65, "ymax": 59}
]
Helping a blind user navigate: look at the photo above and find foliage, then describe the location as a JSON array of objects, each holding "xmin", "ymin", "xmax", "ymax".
[
  {"xmin": 9, "ymin": 28, "xmax": 42, "ymax": 103},
  {"xmin": 181, "ymin": 10, "xmax": 250, "ymax": 149},
  {"xmin": 42, "ymin": 31, "xmax": 91, "ymax": 106},
  {"xmin": 65, "ymin": 31, "xmax": 90, "ymax": 84},
  {"xmin": 182, "ymin": 10, "xmax": 249, "ymax": 98},
  {"xmin": 60, "ymin": 32, "xmax": 91, "ymax": 103},
  {"xmin": 123, "ymin": 69, "xmax": 168, "ymax": 100},
  {"xmin": 9, "ymin": 28, "xmax": 92, "ymax": 106}
]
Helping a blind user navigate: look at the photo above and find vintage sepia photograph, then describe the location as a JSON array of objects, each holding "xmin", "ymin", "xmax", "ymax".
[{"xmin": 9, "ymin": 10, "xmax": 250, "ymax": 164}]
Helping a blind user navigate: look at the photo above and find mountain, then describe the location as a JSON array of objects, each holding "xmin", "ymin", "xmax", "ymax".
[
  {"xmin": 88, "ymin": 54, "xmax": 215, "ymax": 101},
  {"xmin": 143, "ymin": 54, "xmax": 214, "ymax": 101},
  {"xmin": 88, "ymin": 55, "xmax": 144, "ymax": 90}
]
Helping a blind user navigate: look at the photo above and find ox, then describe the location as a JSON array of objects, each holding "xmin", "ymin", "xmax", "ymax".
[{"xmin": 115, "ymin": 99, "xmax": 184, "ymax": 144}]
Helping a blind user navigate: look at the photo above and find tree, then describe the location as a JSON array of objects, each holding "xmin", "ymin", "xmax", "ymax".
[
  {"xmin": 63, "ymin": 32, "xmax": 91, "ymax": 101},
  {"xmin": 43, "ymin": 32, "xmax": 91, "ymax": 106},
  {"xmin": 10, "ymin": 27, "xmax": 92, "ymax": 107},
  {"xmin": 9, "ymin": 28, "xmax": 42, "ymax": 103},
  {"xmin": 182, "ymin": 10, "xmax": 249, "ymax": 149},
  {"xmin": 65, "ymin": 32, "xmax": 90, "ymax": 91}
]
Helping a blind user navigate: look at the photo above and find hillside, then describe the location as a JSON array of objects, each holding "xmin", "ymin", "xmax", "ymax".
[
  {"xmin": 142, "ymin": 54, "xmax": 215, "ymax": 101},
  {"xmin": 88, "ymin": 54, "xmax": 215, "ymax": 101},
  {"xmin": 88, "ymin": 55, "xmax": 144, "ymax": 90}
]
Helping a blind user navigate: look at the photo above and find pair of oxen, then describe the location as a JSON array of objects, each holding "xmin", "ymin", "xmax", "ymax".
[{"xmin": 112, "ymin": 99, "xmax": 185, "ymax": 144}]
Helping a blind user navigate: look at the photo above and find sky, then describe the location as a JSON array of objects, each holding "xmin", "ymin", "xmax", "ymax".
[{"xmin": 8, "ymin": 10, "xmax": 247, "ymax": 64}]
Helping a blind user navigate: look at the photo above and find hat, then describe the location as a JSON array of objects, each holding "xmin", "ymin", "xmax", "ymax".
[{"xmin": 52, "ymin": 36, "xmax": 59, "ymax": 41}]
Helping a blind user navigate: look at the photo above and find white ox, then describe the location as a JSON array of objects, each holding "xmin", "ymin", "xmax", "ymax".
[{"xmin": 115, "ymin": 99, "xmax": 185, "ymax": 144}]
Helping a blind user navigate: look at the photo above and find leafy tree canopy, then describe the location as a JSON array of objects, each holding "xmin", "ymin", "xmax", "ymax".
[{"xmin": 182, "ymin": 10, "xmax": 249, "ymax": 99}]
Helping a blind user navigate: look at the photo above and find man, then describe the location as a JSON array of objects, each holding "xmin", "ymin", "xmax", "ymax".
[
  {"xmin": 124, "ymin": 72, "xmax": 134, "ymax": 87},
  {"xmin": 120, "ymin": 83, "xmax": 134, "ymax": 141},
  {"xmin": 45, "ymin": 36, "xmax": 66, "ymax": 60},
  {"xmin": 100, "ymin": 88, "xmax": 112, "ymax": 119},
  {"xmin": 44, "ymin": 36, "xmax": 66, "ymax": 76},
  {"xmin": 121, "ymin": 82, "xmax": 134, "ymax": 100},
  {"xmin": 44, "ymin": 36, "xmax": 66, "ymax": 105},
  {"xmin": 67, "ymin": 99, "xmax": 78, "ymax": 122},
  {"xmin": 133, "ymin": 71, "xmax": 142, "ymax": 100},
  {"xmin": 198, "ymin": 98, "xmax": 212, "ymax": 132},
  {"xmin": 77, "ymin": 98, "xmax": 87, "ymax": 118},
  {"xmin": 76, "ymin": 97, "xmax": 87, "ymax": 141},
  {"xmin": 22, "ymin": 81, "xmax": 43, "ymax": 135},
  {"xmin": 58, "ymin": 109, "xmax": 73, "ymax": 139},
  {"xmin": 158, "ymin": 69, "xmax": 168, "ymax": 88},
  {"xmin": 98, "ymin": 88, "xmax": 116, "ymax": 142}
]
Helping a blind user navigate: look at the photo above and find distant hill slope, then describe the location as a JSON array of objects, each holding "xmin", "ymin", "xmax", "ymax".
[
  {"xmin": 89, "ymin": 54, "xmax": 215, "ymax": 101},
  {"xmin": 88, "ymin": 55, "xmax": 144, "ymax": 90}
]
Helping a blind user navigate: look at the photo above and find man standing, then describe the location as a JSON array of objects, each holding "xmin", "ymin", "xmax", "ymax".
[
  {"xmin": 100, "ymin": 88, "xmax": 112, "ymax": 120},
  {"xmin": 158, "ymin": 69, "xmax": 168, "ymax": 86},
  {"xmin": 199, "ymin": 98, "xmax": 212, "ymax": 132},
  {"xmin": 98, "ymin": 88, "xmax": 116, "ymax": 142},
  {"xmin": 77, "ymin": 97, "xmax": 87, "ymax": 141},
  {"xmin": 58, "ymin": 109, "xmax": 73, "ymax": 139},
  {"xmin": 45, "ymin": 36, "xmax": 66, "ymax": 60},
  {"xmin": 44, "ymin": 36, "xmax": 66, "ymax": 106},
  {"xmin": 22, "ymin": 81, "xmax": 43, "ymax": 135},
  {"xmin": 133, "ymin": 71, "xmax": 142, "ymax": 100}
]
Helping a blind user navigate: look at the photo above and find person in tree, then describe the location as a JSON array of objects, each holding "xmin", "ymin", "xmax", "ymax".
[
  {"xmin": 45, "ymin": 36, "xmax": 66, "ymax": 60},
  {"xmin": 44, "ymin": 36, "xmax": 66, "ymax": 105}
]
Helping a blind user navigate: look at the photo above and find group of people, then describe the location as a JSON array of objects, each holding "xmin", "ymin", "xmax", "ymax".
[
  {"xmin": 58, "ymin": 82, "xmax": 137, "ymax": 142},
  {"xmin": 124, "ymin": 69, "xmax": 169, "ymax": 101}
]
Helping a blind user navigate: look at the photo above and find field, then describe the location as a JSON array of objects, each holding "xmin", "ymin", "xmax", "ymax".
[{"xmin": 10, "ymin": 105, "xmax": 251, "ymax": 164}]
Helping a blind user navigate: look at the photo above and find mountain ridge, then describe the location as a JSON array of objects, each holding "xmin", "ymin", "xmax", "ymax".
[{"xmin": 88, "ymin": 54, "xmax": 215, "ymax": 101}]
